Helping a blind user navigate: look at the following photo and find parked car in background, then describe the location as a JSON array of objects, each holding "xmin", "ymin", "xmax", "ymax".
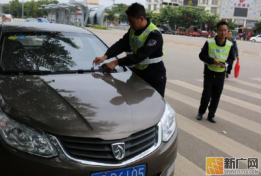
[
  {"xmin": 200, "ymin": 30, "xmax": 209, "ymax": 38},
  {"xmin": 157, "ymin": 26, "xmax": 165, "ymax": 33},
  {"xmin": 108, "ymin": 23, "xmax": 115, "ymax": 28},
  {"xmin": 249, "ymin": 35, "xmax": 261, "ymax": 43},
  {"xmin": 37, "ymin": 18, "xmax": 50, "ymax": 23},
  {"xmin": 2, "ymin": 14, "xmax": 13, "ymax": 22},
  {"xmin": 177, "ymin": 27, "xmax": 186, "ymax": 35},
  {"xmin": 157, "ymin": 25, "xmax": 175, "ymax": 35},
  {"xmin": 121, "ymin": 23, "xmax": 129, "ymax": 27},
  {"xmin": 0, "ymin": 22, "xmax": 178, "ymax": 176},
  {"xmin": 25, "ymin": 18, "xmax": 38, "ymax": 22},
  {"xmin": 186, "ymin": 26, "xmax": 198, "ymax": 36},
  {"xmin": 163, "ymin": 27, "xmax": 175, "ymax": 35}
]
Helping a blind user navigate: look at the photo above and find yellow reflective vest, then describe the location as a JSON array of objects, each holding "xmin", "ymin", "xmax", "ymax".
[
  {"xmin": 129, "ymin": 22, "xmax": 165, "ymax": 70},
  {"xmin": 208, "ymin": 38, "xmax": 232, "ymax": 72}
]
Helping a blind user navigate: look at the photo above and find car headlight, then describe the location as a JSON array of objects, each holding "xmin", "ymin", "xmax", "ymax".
[
  {"xmin": 0, "ymin": 109, "xmax": 57, "ymax": 158},
  {"xmin": 161, "ymin": 103, "xmax": 176, "ymax": 142}
]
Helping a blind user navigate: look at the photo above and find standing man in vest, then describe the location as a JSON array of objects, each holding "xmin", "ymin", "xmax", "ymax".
[
  {"xmin": 93, "ymin": 3, "xmax": 166, "ymax": 97},
  {"xmin": 197, "ymin": 21, "xmax": 235, "ymax": 123}
]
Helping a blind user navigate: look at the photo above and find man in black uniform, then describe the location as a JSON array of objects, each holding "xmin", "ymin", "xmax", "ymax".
[
  {"xmin": 226, "ymin": 30, "xmax": 239, "ymax": 78},
  {"xmin": 92, "ymin": 3, "xmax": 166, "ymax": 97},
  {"xmin": 197, "ymin": 21, "xmax": 235, "ymax": 123}
]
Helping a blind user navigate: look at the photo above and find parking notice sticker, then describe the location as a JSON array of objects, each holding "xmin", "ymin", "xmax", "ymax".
[{"xmin": 8, "ymin": 36, "xmax": 18, "ymax": 40}]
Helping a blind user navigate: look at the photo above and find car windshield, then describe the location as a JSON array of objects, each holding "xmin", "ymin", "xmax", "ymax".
[{"xmin": 1, "ymin": 32, "xmax": 117, "ymax": 72}]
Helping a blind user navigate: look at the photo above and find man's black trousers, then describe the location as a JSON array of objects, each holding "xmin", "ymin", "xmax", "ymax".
[
  {"xmin": 131, "ymin": 66, "xmax": 167, "ymax": 97},
  {"xmin": 145, "ymin": 75, "xmax": 166, "ymax": 97},
  {"xmin": 198, "ymin": 67, "xmax": 225, "ymax": 117}
]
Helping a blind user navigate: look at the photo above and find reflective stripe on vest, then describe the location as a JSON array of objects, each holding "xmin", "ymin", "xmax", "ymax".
[
  {"xmin": 126, "ymin": 52, "xmax": 162, "ymax": 65},
  {"xmin": 208, "ymin": 38, "xmax": 232, "ymax": 72},
  {"xmin": 129, "ymin": 22, "xmax": 165, "ymax": 70},
  {"xmin": 139, "ymin": 57, "xmax": 162, "ymax": 65}
]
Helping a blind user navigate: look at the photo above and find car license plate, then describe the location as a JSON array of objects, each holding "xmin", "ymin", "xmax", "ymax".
[{"xmin": 91, "ymin": 165, "xmax": 146, "ymax": 176}]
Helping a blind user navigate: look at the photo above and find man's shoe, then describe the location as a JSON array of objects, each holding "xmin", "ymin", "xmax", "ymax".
[
  {"xmin": 197, "ymin": 114, "xmax": 203, "ymax": 120},
  {"xmin": 207, "ymin": 117, "xmax": 216, "ymax": 123}
]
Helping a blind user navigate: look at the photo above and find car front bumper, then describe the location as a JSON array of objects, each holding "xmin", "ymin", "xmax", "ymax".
[{"xmin": 0, "ymin": 128, "xmax": 178, "ymax": 176}]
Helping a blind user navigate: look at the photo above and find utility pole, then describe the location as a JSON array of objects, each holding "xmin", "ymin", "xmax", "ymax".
[
  {"xmin": 112, "ymin": 0, "xmax": 115, "ymax": 5},
  {"xmin": 0, "ymin": 0, "xmax": 2, "ymax": 17},
  {"xmin": 22, "ymin": 0, "xmax": 24, "ymax": 18}
]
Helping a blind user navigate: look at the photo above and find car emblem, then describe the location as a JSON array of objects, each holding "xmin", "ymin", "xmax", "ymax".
[{"xmin": 111, "ymin": 142, "xmax": 125, "ymax": 160}]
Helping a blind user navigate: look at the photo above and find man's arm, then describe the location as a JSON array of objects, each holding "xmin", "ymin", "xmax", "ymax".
[
  {"xmin": 199, "ymin": 41, "xmax": 215, "ymax": 65},
  {"xmin": 118, "ymin": 30, "xmax": 163, "ymax": 66},
  {"xmin": 233, "ymin": 40, "xmax": 239, "ymax": 57},
  {"xmin": 105, "ymin": 30, "xmax": 131, "ymax": 59},
  {"xmin": 226, "ymin": 45, "xmax": 235, "ymax": 66}
]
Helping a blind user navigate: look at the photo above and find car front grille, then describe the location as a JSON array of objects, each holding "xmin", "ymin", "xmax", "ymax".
[{"xmin": 56, "ymin": 126, "xmax": 158, "ymax": 164}]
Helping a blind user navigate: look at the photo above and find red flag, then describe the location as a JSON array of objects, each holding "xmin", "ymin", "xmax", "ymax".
[{"xmin": 234, "ymin": 60, "xmax": 240, "ymax": 78}]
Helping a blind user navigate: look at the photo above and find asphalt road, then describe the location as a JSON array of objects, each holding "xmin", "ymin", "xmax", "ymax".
[{"xmin": 88, "ymin": 27, "xmax": 261, "ymax": 176}]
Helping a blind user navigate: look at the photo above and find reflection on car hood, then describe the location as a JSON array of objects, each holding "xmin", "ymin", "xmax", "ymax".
[{"xmin": 0, "ymin": 71, "xmax": 165, "ymax": 139}]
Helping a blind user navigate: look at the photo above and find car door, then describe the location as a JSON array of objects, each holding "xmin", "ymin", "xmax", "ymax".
[{"xmin": 257, "ymin": 35, "xmax": 261, "ymax": 42}]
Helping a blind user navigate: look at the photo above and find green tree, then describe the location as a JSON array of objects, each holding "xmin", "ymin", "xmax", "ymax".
[
  {"xmin": 227, "ymin": 19, "xmax": 236, "ymax": 30},
  {"xmin": 159, "ymin": 6, "xmax": 180, "ymax": 29},
  {"xmin": 2, "ymin": 4, "xmax": 10, "ymax": 14},
  {"xmin": 158, "ymin": 6, "xmax": 207, "ymax": 29},
  {"xmin": 255, "ymin": 21, "xmax": 261, "ymax": 33},
  {"xmin": 146, "ymin": 10, "xmax": 161, "ymax": 25},
  {"xmin": 106, "ymin": 3, "xmax": 128, "ymax": 23},
  {"xmin": 2, "ymin": 0, "xmax": 58, "ymax": 18},
  {"xmin": 178, "ymin": 7, "xmax": 203, "ymax": 28},
  {"xmin": 201, "ymin": 12, "xmax": 219, "ymax": 30},
  {"xmin": 10, "ymin": 0, "xmax": 22, "ymax": 18}
]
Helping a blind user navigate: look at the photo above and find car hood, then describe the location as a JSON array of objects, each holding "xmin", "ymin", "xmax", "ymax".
[{"xmin": 0, "ymin": 71, "xmax": 165, "ymax": 139}]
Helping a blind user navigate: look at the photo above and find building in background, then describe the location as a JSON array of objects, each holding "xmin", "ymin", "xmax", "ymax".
[
  {"xmin": 198, "ymin": 0, "xmax": 220, "ymax": 14},
  {"xmin": 183, "ymin": 0, "xmax": 198, "ymax": 6},
  {"xmin": 86, "ymin": 0, "xmax": 99, "ymax": 5},
  {"xmin": 146, "ymin": 0, "xmax": 261, "ymax": 27},
  {"xmin": 147, "ymin": 0, "xmax": 180, "ymax": 12},
  {"xmin": 147, "ymin": 0, "xmax": 219, "ymax": 13},
  {"xmin": 220, "ymin": 0, "xmax": 261, "ymax": 27}
]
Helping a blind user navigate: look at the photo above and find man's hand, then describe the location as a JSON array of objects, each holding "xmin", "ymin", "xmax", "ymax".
[
  {"xmin": 214, "ymin": 59, "xmax": 221, "ymax": 66},
  {"xmin": 106, "ymin": 60, "xmax": 118, "ymax": 70},
  {"xmin": 92, "ymin": 73, "xmax": 103, "ymax": 79},
  {"xmin": 93, "ymin": 55, "xmax": 108, "ymax": 65},
  {"xmin": 214, "ymin": 59, "xmax": 226, "ymax": 68},
  {"xmin": 220, "ymin": 62, "xmax": 226, "ymax": 68}
]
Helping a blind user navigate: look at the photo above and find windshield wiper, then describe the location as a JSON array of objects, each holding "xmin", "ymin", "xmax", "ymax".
[
  {"xmin": 63, "ymin": 64, "xmax": 117, "ymax": 74},
  {"xmin": 0, "ymin": 70, "xmax": 53, "ymax": 75},
  {"xmin": 0, "ymin": 65, "xmax": 117, "ymax": 75}
]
